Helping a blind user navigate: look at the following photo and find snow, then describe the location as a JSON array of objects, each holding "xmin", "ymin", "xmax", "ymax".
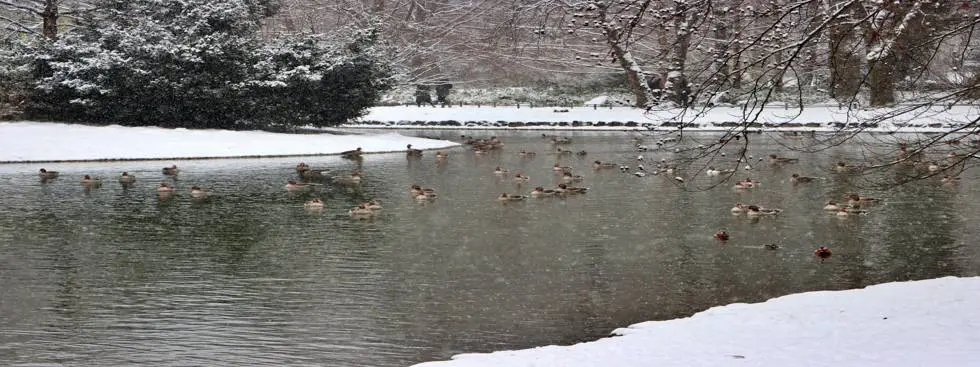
[
  {"xmin": 0, "ymin": 122, "xmax": 459, "ymax": 163},
  {"xmin": 583, "ymin": 95, "xmax": 608, "ymax": 106},
  {"xmin": 415, "ymin": 276, "xmax": 980, "ymax": 367},
  {"xmin": 355, "ymin": 104, "xmax": 980, "ymax": 132}
]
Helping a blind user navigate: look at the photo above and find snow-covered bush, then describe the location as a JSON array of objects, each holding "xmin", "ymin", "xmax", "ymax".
[{"xmin": 19, "ymin": 0, "xmax": 391, "ymax": 129}]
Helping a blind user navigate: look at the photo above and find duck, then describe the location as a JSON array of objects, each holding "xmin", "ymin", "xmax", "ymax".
[
  {"xmin": 593, "ymin": 160, "xmax": 617, "ymax": 170},
  {"xmin": 414, "ymin": 192, "xmax": 437, "ymax": 202},
  {"xmin": 927, "ymin": 161, "xmax": 943, "ymax": 172},
  {"xmin": 157, "ymin": 182, "xmax": 177, "ymax": 193},
  {"xmin": 714, "ymin": 230, "xmax": 730, "ymax": 241},
  {"xmin": 190, "ymin": 186, "xmax": 208, "ymax": 199},
  {"xmin": 364, "ymin": 200, "xmax": 383, "ymax": 210},
  {"xmin": 561, "ymin": 172, "xmax": 585, "ymax": 183},
  {"xmin": 435, "ymin": 151, "xmax": 448, "ymax": 160},
  {"xmin": 300, "ymin": 169, "xmax": 324, "ymax": 179},
  {"xmin": 556, "ymin": 183, "xmax": 588, "ymax": 194},
  {"xmin": 296, "ymin": 162, "xmax": 311, "ymax": 173},
  {"xmin": 814, "ymin": 246, "xmax": 832, "ymax": 260},
  {"xmin": 530, "ymin": 186, "xmax": 557, "ymax": 197},
  {"xmin": 706, "ymin": 167, "xmax": 721, "ymax": 176},
  {"xmin": 410, "ymin": 185, "xmax": 437, "ymax": 198},
  {"xmin": 493, "ymin": 166, "xmax": 510, "ymax": 176},
  {"xmin": 406, "ymin": 144, "xmax": 423, "ymax": 157},
  {"xmin": 340, "ymin": 147, "xmax": 363, "ymax": 159},
  {"xmin": 823, "ymin": 201, "xmax": 841, "ymax": 211},
  {"xmin": 162, "ymin": 165, "xmax": 179, "ymax": 175},
  {"xmin": 764, "ymin": 243, "xmax": 780, "ymax": 250},
  {"xmin": 769, "ymin": 154, "xmax": 799, "ymax": 164},
  {"xmin": 118, "ymin": 172, "xmax": 136, "ymax": 184},
  {"xmin": 835, "ymin": 161, "xmax": 861, "ymax": 173},
  {"xmin": 497, "ymin": 193, "xmax": 526, "ymax": 202},
  {"xmin": 941, "ymin": 175, "xmax": 960, "ymax": 185},
  {"xmin": 846, "ymin": 194, "xmax": 879, "ymax": 207},
  {"xmin": 555, "ymin": 147, "xmax": 573, "ymax": 155},
  {"xmin": 39, "ymin": 168, "xmax": 59, "ymax": 179},
  {"xmin": 733, "ymin": 178, "xmax": 759, "ymax": 190},
  {"xmin": 519, "ymin": 150, "xmax": 536, "ymax": 157},
  {"xmin": 513, "ymin": 172, "xmax": 530, "ymax": 183},
  {"xmin": 836, "ymin": 207, "xmax": 868, "ymax": 216},
  {"xmin": 731, "ymin": 203, "xmax": 748, "ymax": 215},
  {"xmin": 576, "ymin": 150, "xmax": 588, "ymax": 156},
  {"xmin": 550, "ymin": 136, "xmax": 572, "ymax": 145},
  {"xmin": 745, "ymin": 205, "xmax": 782, "ymax": 217},
  {"xmin": 304, "ymin": 198, "xmax": 325, "ymax": 210},
  {"xmin": 349, "ymin": 204, "xmax": 376, "ymax": 218},
  {"xmin": 790, "ymin": 173, "xmax": 816, "ymax": 184},
  {"xmin": 553, "ymin": 163, "xmax": 570, "ymax": 172},
  {"xmin": 332, "ymin": 172, "xmax": 364, "ymax": 185},
  {"xmin": 81, "ymin": 175, "xmax": 102, "ymax": 187},
  {"xmin": 285, "ymin": 180, "xmax": 311, "ymax": 192}
]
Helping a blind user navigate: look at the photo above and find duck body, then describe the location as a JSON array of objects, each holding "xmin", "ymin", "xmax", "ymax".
[
  {"xmin": 731, "ymin": 203, "xmax": 747, "ymax": 214},
  {"xmin": 296, "ymin": 162, "xmax": 311, "ymax": 173},
  {"xmin": 157, "ymin": 183, "xmax": 176, "ymax": 193},
  {"xmin": 530, "ymin": 187, "xmax": 557, "ymax": 197},
  {"xmin": 285, "ymin": 180, "xmax": 311, "ymax": 192},
  {"xmin": 364, "ymin": 200, "xmax": 383, "ymax": 210},
  {"xmin": 304, "ymin": 199, "xmax": 325, "ymax": 210},
  {"xmin": 769, "ymin": 154, "xmax": 799, "ymax": 164},
  {"xmin": 513, "ymin": 173, "xmax": 530, "ymax": 183},
  {"xmin": 39, "ymin": 168, "xmax": 59, "ymax": 179},
  {"xmin": 435, "ymin": 151, "xmax": 448, "ymax": 160},
  {"xmin": 118, "ymin": 172, "xmax": 136, "ymax": 184},
  {"xmin": 498, "ymin": 193, "xmax": 527, "ymax": 202},
  {"xmin": 746, "ymin": 205, "xmax": 781, "ymax": 216},
  {"xmin": 349, "ymin": 205, "xmax": 376, "ymax": 218},
  {"xmin": 162, "ymin": 165, "xmax": 179, "ymax": 175},
  {"xmin": 714, "ymin": 231, "xmax": 730, "ymax": 241},
  {"xmin": 341, "ymin": 147, "xmax": 363, "ymax": 159},
  {"xmin": 190, "ymin": 186, "xmax": 208, "ymax": 199},
  {"xmin": 593, "ymin": 161, "xmax": 617, "ymax": 170},
  {"xmin": 823, "ymin": 201, "xmax": 841, "ymax": 211},
  {"xmin": 406, "ymin": 144, "xmax": 423, "ymax": 157},
  {"xmin": 81, "ymin": 175, "xmax": 102, "ymax": 187},
  {"xmin": 790, "ymin": 174, "xmax": 816, "ymax": 183}
]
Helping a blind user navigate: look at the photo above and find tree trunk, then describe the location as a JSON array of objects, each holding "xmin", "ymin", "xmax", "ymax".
[
  {"xmin": 41, "ymin": 0, "xmax": 59, "ymax": 40},
  {"xmin": 866, "ymin": 1, "xmax": 922, "ymax": 107},
  {"xmin": 665, "ymin": 9, "xmax": 696, "ymax": 107},
  {"xmin": 867, "ymin": 53, "xmax": 896, "ymax": 106},
  {"xmin": 827, "ymin": 1, "xmax": 862, "ymax": 102},
  {"xmin": 798, "ymin": 0, "xmax": 823, "ymax": 89},
  {"xmin": 605, "ymin": 29, "xmax": 653, "ymax": 108},
  {"xmin": 708, "ymin": 4, "xmax": 731, "ymax": 91}
]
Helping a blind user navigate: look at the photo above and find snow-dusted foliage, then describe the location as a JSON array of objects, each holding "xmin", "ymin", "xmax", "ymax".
[{"xmin": 16, "ymin": 0, "xmax": 391, "ymax": 129}]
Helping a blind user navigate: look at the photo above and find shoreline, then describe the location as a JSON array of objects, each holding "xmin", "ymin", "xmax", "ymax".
[{"xmin": 0, "ymin": 146, "xmax": 454, "ymax": 165}]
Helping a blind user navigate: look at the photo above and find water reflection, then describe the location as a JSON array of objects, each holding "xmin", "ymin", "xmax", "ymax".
[{"xmin": 0, "ymin": 130, "xmax": 978, "ymax": 366}]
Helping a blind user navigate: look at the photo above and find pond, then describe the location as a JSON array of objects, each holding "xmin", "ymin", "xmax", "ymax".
[{"xmin": 1, "ymin": 130, "xmax": 978, "ymax": 366}]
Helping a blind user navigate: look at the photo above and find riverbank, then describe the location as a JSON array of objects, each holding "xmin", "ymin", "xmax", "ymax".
[
  {"xmin": 0, "ymin": 122, "xmax": 459, "ymax": 163},
  {"xmin": 353, "ymin": 104, "xmax": 980, "ymax": 133},
  {"xmin": 415, "ymin": 276, "xmax": 980, "ymax": 367}
]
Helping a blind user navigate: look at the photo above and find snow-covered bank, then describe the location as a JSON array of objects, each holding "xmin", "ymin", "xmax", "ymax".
[
  {"xmin": 0, "ymin": 122, "xmax": 459, "ymax": 163},
  {"xmin": 415, "ymin": 277, "xmax": 980, "ymax": 367},
  {"xmin": 353, "ymin": 105, "xmax": 980, "ymax": 133}
]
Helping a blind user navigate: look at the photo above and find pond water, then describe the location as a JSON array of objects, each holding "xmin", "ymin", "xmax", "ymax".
[{"xmin": 1, "ymin": 130, "xmax": 978, "ymax": 366}]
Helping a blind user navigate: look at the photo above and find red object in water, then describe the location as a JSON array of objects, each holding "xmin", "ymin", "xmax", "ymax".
[
  {"xmin": 814, "ymin": 246, "xmax": 832, "ymax": 260},
  {"xmin": 714, "ymin": 230, "xmax": 730, "ymax": 241}
]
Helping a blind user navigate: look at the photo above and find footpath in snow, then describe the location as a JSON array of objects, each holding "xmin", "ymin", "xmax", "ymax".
[
  {"xmin": 354, "ymin": 104, "xmax": 980, "ymax": 132},
  {"xmin": 414, "ymin": 276, "xmax": 980, "ymax": 367},
  {"xmin": 0, "ymin": 122, "xmax": 459, "ymax": 163}
]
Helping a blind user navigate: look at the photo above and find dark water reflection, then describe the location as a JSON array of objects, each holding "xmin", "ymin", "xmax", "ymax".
[{"xmin": 1, "ymin": 130, "xmax": 978, "ymax": 366}]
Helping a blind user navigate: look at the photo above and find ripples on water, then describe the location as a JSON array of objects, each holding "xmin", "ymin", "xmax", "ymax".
[{"xmin": 1, "ymin": 130, "xmax": 978, "ymax": 366}]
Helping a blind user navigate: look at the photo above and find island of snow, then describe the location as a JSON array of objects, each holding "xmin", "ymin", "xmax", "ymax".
[
  {"xmin": 414, "ymin": 276, "xmax": 980, "ymax": 367},
  {"xmin": 0, "ymin": 122, "xmax": 459, "ymax": 163}
]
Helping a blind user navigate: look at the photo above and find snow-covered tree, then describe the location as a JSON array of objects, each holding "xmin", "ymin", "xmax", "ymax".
[{"xmin": 21, "ymin": 0, "xmax": 391, "ymax": 129}]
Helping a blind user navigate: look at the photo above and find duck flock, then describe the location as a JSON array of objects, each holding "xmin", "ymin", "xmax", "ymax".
[{"xmin": 32, "ymin": 132, "xmax": 973, "ymax": 244}]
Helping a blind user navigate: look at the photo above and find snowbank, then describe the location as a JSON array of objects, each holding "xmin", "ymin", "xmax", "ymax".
[
  {"xmin": 0, "ymin": 122, "xmax": 459, "ymax": 163},
  {"xmin": 415, "ymin": 276, "xmax": 980, "ymax": 367},
  {"xmin": 353, "ymin": 104, "xmax": 980, "ymax": 133}
]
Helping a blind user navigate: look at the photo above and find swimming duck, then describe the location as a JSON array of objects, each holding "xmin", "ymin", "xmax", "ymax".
[
  {"xmin": 769, "ymin": 154, "xmax": 799, "ymax": 164},
  {"xmin": 551, "ymin": 136, "xmax": 572, "ymax": 145},
  {"xmin": 941, "ymin": 175, "xmax": 961, "ymax": 185},
  {"xmin": 493, "ymin": 166, "xmax": 510, "ymax": 176},
  {"xmin": 118, "ymin": 172, "xmax": 136, "ymax": 184},
  {"xmin": 846, "ymin": 194, "xmax": 879, "ymax": 207},
  {"xmin": 435, "ymin": 151, "xmax": 448, "ymax": 160},
  {"xmin": 553, "ymin": 163, "xmax": 571, "ymax": 172},
  {"xmin": 519, "ymin": 150, "xmax": 536, "ymax": 157},
  {"xmin": 835, "ymin": 161, "xmax": 861, "ymax": 173},
  {"xmin": 746, "ymin": 205, "xmax": 782, "ymax": 216},
  {"xmin": 764, "ymin": 243, "xmax": 780, "ymax": 250},
  {"xmin": 733, "ymin": 178, "xmax": 759, "ymax": 190},
  {"xmin": 790, "ymin": 173, "xmax": 816, "ymax": 184},
  {"xmin": 555, "ymin": 147, "xmax": 573, "ymax": 155},
  {"xmin": 814, "ymin": 246, "xmax": 832, "ymax": 260},
  {"xmin": 497, "ymin": 193, "xmax": 527, "ymax": 202},
  {"xmin": 410, "ymin": 185, "xmax": 437, "ymax": 198},
  {"xmin": 81, "ymin": 175, "xmax": 102, "ymax": 187},
  {"xmin": 332, "ymin": 172, "xmax": 363, "ymax": 185},
  {"xmin": 823, "ymin": 201, "xmax": 841, "ymax": 211},
  {"xmin": 162, "ymin": 165, "xmax": 179, "ymax": 175},
  {"xmin": 530, "ymin": 186, "xmax": 557, "ymax": 197},
  {"xmin": 300, "ymin": 169, "xmax": 324, "ymax": 179},
  {"xmin": 341, "ymin": 147, "xmax": 363, "ymax": 159},
  {"xmin": 406, "ymin": 144, "xmax": 423, "ymax": 157},
  {"xmin": 731, "ymin": 203, "xmax": 748, "ymax": 215},
  {"xmin": 706, "ymin": 167, "xmax": 721, "ymax": 176},
  {"xmin": 836, "ymin": 207, "xmax": 868, "ymax": 216},
  {"xmin": 576, "ymin": 150, "xmax": 588, "ymax": 156},
  {"xmin": 513, "ymin": 172, "xmax": 530, "ymax": 183},
  {"xmin": 285, "ymin": 180, "xmax": 311, "ymax": 192},
  {"xmin": 39, "ymin": 168, "xmax": 59, "ymax": 179},
  {"xmin": 349, "ymin": 204, "xmax": 376, "ymax": 217},
  {"xmin": 157, "ymin": 182, "xmax": 176, "ymax": 193},
  {"xmin": 593, "ymin": 160, "xmax": 617, "ymax": 170},
  {"xmin": 714, "ymin": 230, "xmax": 730, "ymax": 241},
  {"xmin": 561, "ymin": 172, "xmax": 585, "ymax": 183},
  {"xmin": 364, "ymin": 200, "xmax": 383, "ymax": 210},
  {"xmin": 556, "ymin": 183, "xmax": 588, "ymax": 194},
  {"xmin": 304, "ymin": 198, "xmax": 324, "ymax": 210},
  {"xmin": 190, "ymin": 186, "xmax": 208, "ymax": 199},
  {"xmin": 296, "ymin": 162, "xmax": 311, "ymax": 173}
]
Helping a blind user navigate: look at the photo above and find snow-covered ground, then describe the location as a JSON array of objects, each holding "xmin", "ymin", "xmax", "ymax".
[
  {"xmin": 0, "ymin": 122, "xmax": 459, "ymax": 163},
  {"xmin": 415, "ymin": 276, "xmax": 980, "ymax": 367},
  {"xmin": 355, "ymin": 104, "xmax": 980, "ymax": 132}
]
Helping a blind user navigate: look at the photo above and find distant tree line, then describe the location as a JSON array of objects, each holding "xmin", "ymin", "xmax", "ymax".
[{"xmin": 0, "ymin": 0, "xmax": 393, "ymax": 129}]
